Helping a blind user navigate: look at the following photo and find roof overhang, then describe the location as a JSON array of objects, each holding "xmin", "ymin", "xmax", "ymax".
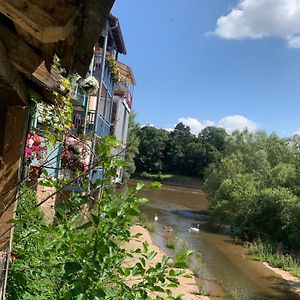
[
  {"xmin": 0, "ymin": 0, "xmax": 115, "ymax": 106},
  {"xmin": 108, "ymin": 14, "xmax": 127, "ymax": 55}
]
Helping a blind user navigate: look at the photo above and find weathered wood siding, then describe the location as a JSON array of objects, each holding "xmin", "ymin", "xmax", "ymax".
[{"xmin": 0, "ymin": 106, "xmax": 28, "ymax": 298}]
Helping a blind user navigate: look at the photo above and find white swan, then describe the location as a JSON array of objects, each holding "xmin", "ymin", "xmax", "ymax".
[
  {"xmin": 188, "ymin": 224, "xmax": 200, "ymax": 232},
  {"xmin": 154, "ymin": 214, "xmax": 158, "ymax": 222}
]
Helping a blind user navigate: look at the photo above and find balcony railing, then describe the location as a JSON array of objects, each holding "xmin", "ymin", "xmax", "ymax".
[
  {"xmin": 92, "ymin": 54, "xmax": 114, "ymax": 96},
  {"xmin": 114, "ymin": 82, "xmax": 127, "ymax": 95},
  {"xmin": 72, "ymin": 109, "xmax": 111, "ymax": 138}
]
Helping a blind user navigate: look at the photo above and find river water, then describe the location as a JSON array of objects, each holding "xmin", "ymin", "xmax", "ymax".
[{"xmin": 132, "ymin": 180, "xmax": 300, "ymax": 300}]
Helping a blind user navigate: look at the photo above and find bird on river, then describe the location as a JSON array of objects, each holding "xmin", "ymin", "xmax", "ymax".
[
  {"xmin": 163, "ymin": 226, "xmax": 173, "ymax": 232},
  {"xmin": 154, "ymin": 214, "xmax": 158, "ymax": 222},
  {"xmin": 188, "ymin": 224, "xmax": 200, "ymax": 232}
]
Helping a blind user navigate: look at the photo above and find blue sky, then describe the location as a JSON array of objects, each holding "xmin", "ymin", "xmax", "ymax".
[{"xmin": 113, "ymin": 0, "xmax": 300, "ymax": 136}]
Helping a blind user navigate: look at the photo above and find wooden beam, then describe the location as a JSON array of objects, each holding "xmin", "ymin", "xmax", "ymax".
[
  {"xmin": 57, "ymin": 0, "xmax": 115, "ymax": 76},
  {"xmin": 0, "ymin": 41, "xmax": 28, "ymax": 106},
  {"xmin": 0, "ymin": 0, "xmax": 79, "ymax": 43},
  {"xmin": 0, "ymin": 22, "xmax": 66, "ymax": 104}
]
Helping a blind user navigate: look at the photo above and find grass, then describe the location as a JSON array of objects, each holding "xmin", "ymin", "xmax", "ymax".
[
  {"xmin": 195, "ymin": 282, "xmax": 208, "ymax": 296},
  {"xmin": 166, "ymin": 238, "xmax": 176, "ymax": 249},
  {"xmin": 249, "ymin": 241, "xmax": 300, "ymax": 278},
  {"xmin": 170, "ymin": 239, "xmax": 205, "ymax": 277},
  {"xmin": 226, "ymin": 285, "xmax": 243, "ymax": 300},
  {"xmin": 190, "ymin": 251, "xmax": 205, "ymax": 278},
  {"xmin": 214, "ymin": 278, "xmax": 243, "ymax": 300},
  {"xmin": 137, "ymin": 172, "xmax": 200, "ymax": 182},
  {"xmin": 136, "ymin": 213, "xmax": 158, "ymax": 232}
]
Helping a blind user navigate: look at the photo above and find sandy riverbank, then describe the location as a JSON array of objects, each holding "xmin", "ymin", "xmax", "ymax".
[
  {"xmin": 127, "ymin": 225, "xmax": 210, "ymax": 300},
  {"xmin": 263, "ymin": 262, "xmax": 300, "ymax": 295}
]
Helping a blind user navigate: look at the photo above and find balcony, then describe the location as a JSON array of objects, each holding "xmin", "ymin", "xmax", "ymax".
[
  {"xmin": 72, "ymin": 109, "xmax": 111, "ymax": 138},
  {"xmin": 93, "ymin": 54, "xmax": 114, "ymax": 96},
  {"xmin": 114, "ymin": 82, "xmax": 127, "ymax": 96}
]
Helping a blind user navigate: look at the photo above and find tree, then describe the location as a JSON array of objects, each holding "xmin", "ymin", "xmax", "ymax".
[
  {"xmin": 164, "ymin": 123, "xmax": 196, "ymax": 173},
  {"xmin": 198, "ymin": 126, "xmax": 227, "ymax": 152},
  {"xmin": 135, "ymin": 126, "xmax": 168, "ymax": 174},
  {"xmin": 123, "ymin": 112, "xmax": 140, "ymax": 180}
]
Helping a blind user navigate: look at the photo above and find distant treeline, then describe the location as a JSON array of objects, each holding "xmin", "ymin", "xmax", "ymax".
[
  {"xmin": 132, "ymin": 122, "xmax": 300, "ymax": 250},
  {"xmin": 134, "ymin": 122, "xmax": 227, "ymax": 177}
]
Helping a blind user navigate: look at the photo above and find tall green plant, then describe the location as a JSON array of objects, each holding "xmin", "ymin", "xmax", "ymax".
[
  {"xmin": 123, "ymin": 112, "xmax": 140, "ymax": 181},
  {"xmin": 7, "ymin": 136, "xmax": 182, "ymax": 299}
]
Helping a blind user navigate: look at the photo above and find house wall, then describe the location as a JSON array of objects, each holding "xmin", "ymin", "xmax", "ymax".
[
  {"xmin": 0, "ymin": 106, "xmax": 28, "ymax": 246},
  {"xmin": 113, "ymin": 96, "xmax": 130, "ymax": 143},
  {"xmin": 0, "ymin": 105, "xmax": 28, "ymax": 297}
]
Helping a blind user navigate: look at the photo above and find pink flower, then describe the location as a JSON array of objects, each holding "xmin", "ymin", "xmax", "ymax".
[
  {"xmin": 32, "ymin": 134, "xmax": 41, "ymax": 145},
  {"xmin": 32, "ymin": 144, "xmax": 39, "ymax": 152},
  {"xmin": 25, "ymin": 147, "xmax": 32, "ymax": 159}
]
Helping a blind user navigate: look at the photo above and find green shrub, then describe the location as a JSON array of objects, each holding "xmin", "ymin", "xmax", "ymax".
[{"xmin": 7, "ymin": 137, "xmax": 182, "ymax": 299}]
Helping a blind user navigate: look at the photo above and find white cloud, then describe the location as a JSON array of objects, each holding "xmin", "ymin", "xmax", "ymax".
[
  {"xmin": 178, "ymin": 117, "xmax": 215, "ymax": 135},
  {"xmin": 213, "ymin": 0, "xmax": 300, "ymax": 48},
  {"xmin": 170, "ymin": 115, "xmax": 257, "ymax": 135},
  {"xmin": 141, "ymin": 124, "xmax": 155, "ymax": 128},
  {"xmin": 164, "ymin": 127, "xmax": 174, "ymax": 132},
  {"xmin": 293, "ymin": 128, "xmax": 300, "ymax": 135},
  {"xmin": 217, "ymin": 115, "xmax": 257, "ymax": 133}
]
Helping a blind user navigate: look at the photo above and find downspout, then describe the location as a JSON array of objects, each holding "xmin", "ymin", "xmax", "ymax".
[{"xmin": 88, "ymin": 22, "xmax": 109, "ymax": 190}]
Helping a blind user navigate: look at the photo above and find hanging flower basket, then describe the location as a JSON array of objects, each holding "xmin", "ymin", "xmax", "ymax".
[
  {"xmin": 61, "ymin": 136, "xmax": 90, "ymax": 174},
  {"xmin": 78, "ymin": 76, "xmax": 99, "ymax": 95}
]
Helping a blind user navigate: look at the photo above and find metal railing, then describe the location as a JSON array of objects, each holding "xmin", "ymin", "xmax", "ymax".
[
  {"xmin": 72, "ymin": 110, "xmax": 110, "ymax": 138},
  {"xmin": 93, "ymin": 54, "xmax": 114, "ymax": 96}
]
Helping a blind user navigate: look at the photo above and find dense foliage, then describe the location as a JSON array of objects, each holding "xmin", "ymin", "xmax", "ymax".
[
  {"xmin": 7, "ymin": 137, "xmax": 182, "ymax": 300},
  {"xmin": 205, "ymin": 130, "xmax": 300, "ymax": 249},
  {"xmin": 123, "ymin": 112, "xmax": 140, "ymax": 181},
  {"xmin": 135, "ymin": 123, "xmax": 227, "ymax": 177}
]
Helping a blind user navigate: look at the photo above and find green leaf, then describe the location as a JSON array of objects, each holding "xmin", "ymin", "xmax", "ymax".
[
  {"xmin": 143, "ymin": 241, "xmax": 149, "ymax": 253},
  {"xmin": 147, "ymin": 251, "xmax": 157, "ymax": 260},
  {"xmin": 76, "ymin": 294, "xmax": 87, "ymax": 300},
  {"xmin": 151, "ymin": 181, "xmax": 162, "ymax": 189},
  {"xmin": 42, "ymin": 168, "xmax": 48, "ymax": 177},
  {"xmin": 136, "ymin": 182, "xmax": 145, "ymax": 191},
  {"xmin": 133, "ymin": 233, "xmax": 143, "ymax": 238},
  {"xmin": 82, "ymin": 179, "xmax": 89, "ymax": 190}
]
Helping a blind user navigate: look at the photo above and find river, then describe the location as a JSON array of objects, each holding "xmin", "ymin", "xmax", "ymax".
[{"xmin": 132, "ymin": 180, "xmax": 300, "ymax": 300}]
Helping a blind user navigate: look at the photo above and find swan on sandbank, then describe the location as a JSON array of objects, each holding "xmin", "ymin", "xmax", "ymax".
[{"xmin": 154, "ymin": 214, "xmax": 158, "ymax": 222}]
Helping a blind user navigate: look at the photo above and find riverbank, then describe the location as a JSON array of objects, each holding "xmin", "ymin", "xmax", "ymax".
[
  {"xmin": 128, "ymin": 225, "xmax": 209, "ymax": 300},
  {"xmin": 263, "ymin": 262, "xmax": 300, "ymax": 295},
  {"xmin": 133, "ymin": 173, "xmax": 203, "ymax": 189},
  {"xmin": 247, "ymin": 241, "xmax": 300, "ymax": 295}
]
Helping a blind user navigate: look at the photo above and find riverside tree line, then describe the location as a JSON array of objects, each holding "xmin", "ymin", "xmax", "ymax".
[{"xmin": 127, "ymin": 119, "xmax": 300, "ymax": 251}]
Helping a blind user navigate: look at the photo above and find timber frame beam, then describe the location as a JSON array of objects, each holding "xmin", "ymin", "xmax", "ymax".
[
  {"xmin": 0, "ymin": 0, "xmax": 79, "ymax": 44},
  {"xmin": 0, "ymin": 41, "xmax": 28, "ymax": 106}
]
